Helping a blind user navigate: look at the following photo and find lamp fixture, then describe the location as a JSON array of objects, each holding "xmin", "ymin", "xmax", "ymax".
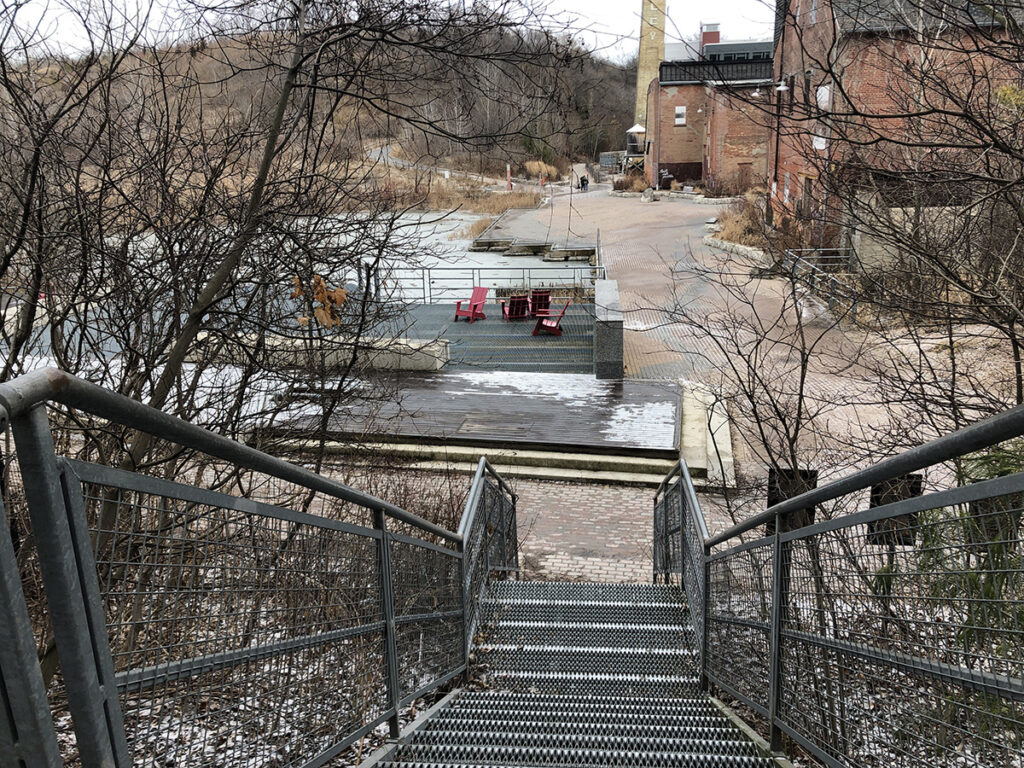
[
  {"xmin": 697, "ymin": 106, "xmax": 703, "ymax": 113},
  {"xmin": 776, "ymin": 79, "xmax": 789, "ymax": 92},
  {"xmin": 752, "ymin": 88, "xmax": 762, "ymax": 98}
]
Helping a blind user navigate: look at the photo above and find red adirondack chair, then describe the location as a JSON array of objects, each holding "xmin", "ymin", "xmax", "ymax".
[
  {"xmin": 532, "ymin": 300, "xmax": 571, "ymax": 337},
  {"xmin": 501, "ymin": 294, "xmax": 530, "ymax": 321},
  {"xmin": 454, "ymin": 286, "xmax": 488, "ymax": 323},
  {"xmin": 530, "ymin": 289, "xmax": 551, "ymax": 317}
]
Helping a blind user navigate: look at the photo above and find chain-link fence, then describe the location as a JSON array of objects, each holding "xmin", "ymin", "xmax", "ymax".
[
  {"xmin": 0, "ymin": 369, "xmax": 517, "ymax": 768},
  {"xmin": 657, "ymin": 409, "xmax": 1024, "ymax": 767}
]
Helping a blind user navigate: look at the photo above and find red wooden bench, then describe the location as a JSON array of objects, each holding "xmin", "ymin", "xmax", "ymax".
[
  {"xmin": 532, "ymin": 300, "xmax": 571, "ymax": 337},
  {"xmin": 501, "ymin": 294, "xmax": 530, "ymax": 321},
  {"xmin": 454, "ymin": 286, "xmax": 488, "ymax": 323}
]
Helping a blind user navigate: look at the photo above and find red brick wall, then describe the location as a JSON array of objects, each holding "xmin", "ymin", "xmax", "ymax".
[
  {"xmin": 645, "ymin": 82, "xmax": 707, "ymax": 187},
  {"xmin": 766, "ymin": 0, "xmax": 1009, "ymax": 236},
  {"xmin": 705, "ymin": 86, "xmax": 770, "ymax": 190}
]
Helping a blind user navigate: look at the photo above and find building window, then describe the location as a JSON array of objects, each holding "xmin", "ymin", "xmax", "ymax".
[
  {"xmin": 708, "ymin": 54, "xmax": 720, "ymax": 61},
  {"xmin": 723, "ymin": 53, "xmax": 735, "ymax": 61},
  {"xmin": 753, "ymin": 51, "xmax": 769, "ymax": 60},
  {"xmin": 810, "ymin": 0, "xmax": 818, "ymax": 22},
  {"xmin": 674, "ymin": 106, "xmax": 687, "ymax": 126},
  {"xmin": 783, "ymin": 172, "xmax": 791, "ymax": 204}
]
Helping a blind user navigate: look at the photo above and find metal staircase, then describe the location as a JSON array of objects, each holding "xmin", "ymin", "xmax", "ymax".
[{"xmin": 376, "ymin": 581, "xmax": 777, "ymax": 767}]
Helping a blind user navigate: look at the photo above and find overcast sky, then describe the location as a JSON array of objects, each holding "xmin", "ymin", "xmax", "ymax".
[
  {"xmin": 549, "ymin": 0, "xmax": 776, "ymax": 62},
  {"xmin": 15, "ymin": 0, "xmax": 776, "ymax": 60}
]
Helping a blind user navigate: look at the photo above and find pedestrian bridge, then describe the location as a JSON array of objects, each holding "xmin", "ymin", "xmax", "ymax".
[{"xmin": 0, "ymin": 369, "xmax": 1021, "ymax": 767}]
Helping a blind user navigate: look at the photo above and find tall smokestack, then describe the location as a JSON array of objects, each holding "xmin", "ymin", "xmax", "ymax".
[{"xmin": 635, "ymin": 0, "xmax": 666, "ymax": 127}]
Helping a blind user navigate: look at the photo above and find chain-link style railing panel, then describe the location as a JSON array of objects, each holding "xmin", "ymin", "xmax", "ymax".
[
  {"xmin": 460, "ymin": 458, "xmax": 518, "ymax": 658},
  {"xmin": 389, "ymin": 536, "xmax": 464, "ymax": 702},
  {"xmin": 653, "ymin": 461, "xmax": 708, "ymax": 668},
  {"xmin": 653, "ymin": 466, "xmax": 682, "ymax": 584},
  {"xmin": 772, "ymin": 480, "xmax": 1024, "ymax": 767},
  {"xmin": 706, "ymin": 540, "xmax": 774, "ymax": 716},
  {"xmin": 0, "ymin": 369, "xmax": 469, "ymax": 768},
  {"xmin": 699, "ymin": 441, "xmax": 1024, "ymax": 766}
]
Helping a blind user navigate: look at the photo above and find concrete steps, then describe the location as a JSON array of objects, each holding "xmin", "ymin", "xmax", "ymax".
[{"xmin": 277, "ymin": 441, "xmax": 681, "ymax": 487}]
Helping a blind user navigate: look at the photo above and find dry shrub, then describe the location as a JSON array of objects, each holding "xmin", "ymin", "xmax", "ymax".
[
  {"xmin": 524, "ymin": 160, "xmax": 559, "ymax": 180},
  {"xmin": 613, "ymin": 172, "xmax": 648, "ymax": 192},
  {"xmin": 425, "ymin": 186, "xmax": 540, "ymax": 214},
  {"xmin": 670, "ymin": 180, "xmax": 683, "ymax": 191},
  {"xmin": 449, "ymin": 217, "xmax": 493, "ymax": 241},
  {"xmin": 716, "ymin": 190, "xmax": 769, "ymax": 248}
]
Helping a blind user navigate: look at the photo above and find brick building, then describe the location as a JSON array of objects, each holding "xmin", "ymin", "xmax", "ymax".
[
  {"xmin": 766, "ymin": 0, "xmax": 1024, "ymax": 245},
  {"xmin": 643, "ymin": 27, "xmax": 773, "ymax": 190}
]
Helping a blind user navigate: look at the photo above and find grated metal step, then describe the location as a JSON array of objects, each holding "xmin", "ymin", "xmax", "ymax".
[
  {"xmin": 482, "ymin": 599, "xmax": 689, "ymax": 626},
  {"xmin": 487, "ymin": 581, "xmax": 686, "ymax": 603},
  {"xmin": 380, "ymin": 582, "xmax": 774, "ymax": 767}
]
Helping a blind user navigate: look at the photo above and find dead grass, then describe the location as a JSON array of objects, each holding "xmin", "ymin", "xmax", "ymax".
[
  {"xmin": 449, "ymin": 217, "xmax": 493, "ymax": 241},
  {"xmin": 524, "ymin": 160, "xmax": 560, "ymax": 180},
  {"xmin": 422, "ymin": 182, "xmax": 540, "ymax": 214},
  {"xmin": 716, "ymin": 190, "xmax": 769, "ymax": 248},
  {"xmin": 613, "ymin": 173, "xmax": 648, "ymax": 193}
]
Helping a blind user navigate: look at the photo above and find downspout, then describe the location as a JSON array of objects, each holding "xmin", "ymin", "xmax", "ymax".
[{"xmin": 655, "ymin": 75, "xmax": 661, "ymax": 187}]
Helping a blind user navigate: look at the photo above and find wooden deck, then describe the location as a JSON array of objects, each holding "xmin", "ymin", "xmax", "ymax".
[
  {"xmin": 380, "ymin": 302, "xmax": 595, "ymax": 374},
  {"xmin": 283, "ymin": 371, "xmax": 680, "ymax": 457}
]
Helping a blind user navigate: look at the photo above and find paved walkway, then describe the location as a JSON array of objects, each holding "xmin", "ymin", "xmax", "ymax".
[{"xmin": 496, "ymin": 188, "xmax": 730, "ymax": 380}]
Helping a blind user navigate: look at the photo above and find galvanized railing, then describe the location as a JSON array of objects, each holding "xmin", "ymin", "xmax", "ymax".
[
  {"xmin": 654, "ymin": 460, "xmax": 709, "ymax": 683},
  {"xmin": 782, "ymin": 248, "xmax": 858, "ymax": 311},
  {"xmin": 657, "ymin": 406, "xmax": 1024, "ymax": 767},
  {"xmin": 0, "ymin": 368, "xmax": 517, "ymax": 768},
  {"xmin": 392, "ymin": 265, "xmax": 606, "ymax": 304},
  {"xmin": 460, "ymin": 457, "xmax": 519, "ymax": 659}
]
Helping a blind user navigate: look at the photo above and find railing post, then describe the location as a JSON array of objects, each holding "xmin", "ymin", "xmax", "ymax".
[
  {"xmin": 701, "ymin": 544, "xmax": 711, "ymax": 692},
  {"xmin": 677, "ymin": 470, "xmax": 686, "ymax": 587},
  {"xmin": 457, "ymin": 535, "xmax": 469, "ymax": 672},
  {"xmin": 0, "ymin": 487, "xmax": 63, "ymax": 767},
  {"xmin": 11, "ymin": 405, "xmax": 131, "ymax": 768},
  {"xmin": 374, "ymin": 508, "xmax": 402, "ymax": 739},
  {"xmin": 767, "ymin": 525, "xmax": 786, "ymax": 752}
]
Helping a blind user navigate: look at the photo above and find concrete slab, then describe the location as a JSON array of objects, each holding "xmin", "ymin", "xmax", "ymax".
[{"xmin": 276, "ymin": 371, "xmax": 681, "ymax": 458}]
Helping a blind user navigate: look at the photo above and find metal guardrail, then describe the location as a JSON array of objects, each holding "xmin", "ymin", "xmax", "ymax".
[
  {"xmin": 782, "ymin": 248, "xmax": 858, "ymax": 310},
  {"xmin": 460, "ymin": 457, "xmax": 519, "ymax": 659},
  {"xmin": 0, "ymin": 368, "xmax": 518, "ymax": 768},
  {"xmin": 653, "ymin": 460, "xmax": 709, "ymax": 684},
  {"xmin": 656, "ymin": 405, "xmax": 1024, "ymax": 767},
  {"xmin": 395, "ymin": 265, "xmax": 606, "ymax": 304}
]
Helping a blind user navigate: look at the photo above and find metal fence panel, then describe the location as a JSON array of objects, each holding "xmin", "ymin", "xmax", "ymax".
[
  {"xmin": 0, "ymin": 492, "xmax": 63, "ymax": 768},
  {"xmin": 775, "ymin": 478, "xmax": 1024, "ymax": 767},
  {"xmin": 461, "ymin": 459, "xmax": 518, "ymax": 658},
  {"xmin": 0, "ymin": 370, "xmax": 525, "ymax": 768}
]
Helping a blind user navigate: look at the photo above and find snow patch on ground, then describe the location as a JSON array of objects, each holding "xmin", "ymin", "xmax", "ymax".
[
  {"xmin": 602, "ymin": 402, "xmax": 677, "ymax": 444},
  {"xmin": 439, "ymin": 371, "xmax": 613, "ymax": 403}
]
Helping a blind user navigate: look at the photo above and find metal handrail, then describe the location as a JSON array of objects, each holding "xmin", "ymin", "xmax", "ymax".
[
  {"xmin": 0, "ymin": 368, "xmax": 521, "ymax": 768},
  {"xmin": 658, "ymin": 403, "xmax": 1024, "ymax": 766},
  {"xmin": 0, "ymin": 368, "xmax": 456, "ymax": 542},
  {"xmin": 706, "ymin": 401, "xmax": 1024, "ymax": 548},
  {"xmin": 388, "ymin": 265, "xmax": 607, "ymax": 304}
]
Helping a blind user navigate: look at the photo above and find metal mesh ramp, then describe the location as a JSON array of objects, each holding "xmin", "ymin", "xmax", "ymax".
[{"xmin": 379, "ymin": 582, "xmax": 777, "ymax": 767}]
